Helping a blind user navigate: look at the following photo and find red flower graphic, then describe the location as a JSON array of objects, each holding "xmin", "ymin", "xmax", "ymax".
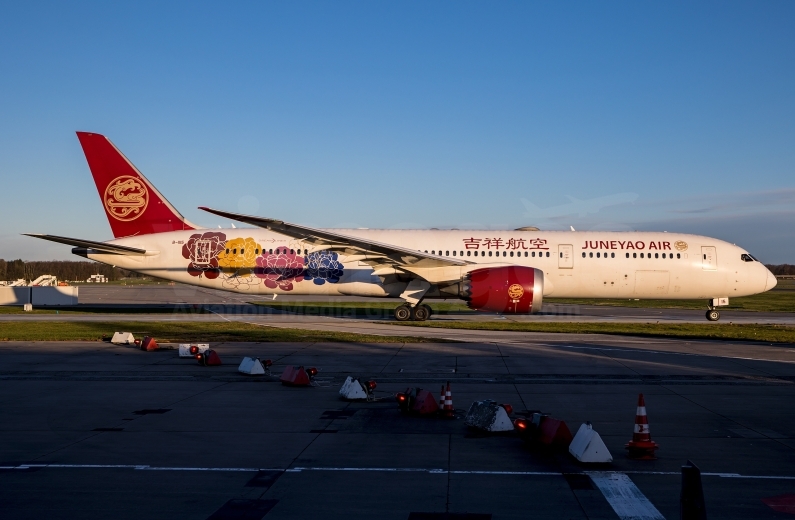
[
  {"xmin": 255, "ymin": 252, "xmax": 305, "ymax": 291},
  {"xmin": 182, "ymin": 232, "xmax": 226, "ymax": 279}
]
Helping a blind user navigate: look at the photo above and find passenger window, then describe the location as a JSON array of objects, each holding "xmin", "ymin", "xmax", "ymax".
[
  {"xmin": 582, "ymin": 252, "xmax": 586, "ymax": 258},
  {"xmin": 532, "ymin": 252, "xmax": 536, "ymax": 257},
  {"xmin": 446, "ymin": 251, "xmax": 449, "ymax": 256},
  {"xmin": 510, "ymin": 251, "xmax": 514, "ymax": 257},
  {"xmin": 661, "ymin": 253, "xmax": 665, "ymax": 258},
  {"xmin": 452, "ymin": 251, "xmax": 456, "ymax": 256},
  {"xmin": 655, "ymin": 253, "xmax": 658, "ymax": 259},
  {"xmin": 233, "ymin": 249, "xmax": 237, "ymax": 254},
  {"xmin": 611, "ymin": 252, "xmax": 615, "ymax": 258},
  {"xmin": 255, "ymin": 249, "xmax": 259, "ymax": 254},
  {"xmin": 524, "ymin": 252, "xmax": 528, "ymax": 257},
  {"xmin": 269, "ymin": 249, "xmax": 272, "ymax": 254},
  {"xmin": 546, "ymin": 252, "xmax": 550, "ymax": 257},
  {"xmin": 226, "ymin": 249, "xmax": 230, "ymax": 254},
  {"xmin": 677, "ymin": 253, "xmax": 680, "ymax": 259},
  {"xmin": 589, "ymin": 252, "xmax": 593, "ymax": 258},
  {"xmin": 640, "ymin": 253, "xmax": 644, "ymax": 258},
  {"xmin": 626, "ymin": 253, "xmax": 629, "ymax": 258},
  {"xmin": 596, "ymin": 252, "xmax": 600, "ymax": 258},
  {"xmin": 467, "ymin": 251, "xmax": 471, "ymax": 256}
]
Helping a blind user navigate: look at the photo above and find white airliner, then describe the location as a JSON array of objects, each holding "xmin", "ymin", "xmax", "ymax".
[{"xmin": 26, "ymin": 132, "xmax": 777, "ymax": 322}]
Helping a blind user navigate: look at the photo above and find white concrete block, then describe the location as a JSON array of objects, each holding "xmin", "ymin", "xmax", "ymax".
[
  {"xmin": 339, "ymin": 376, "xmax": 368, "ymax": 400},
  {"xmin": 111, "ymin": 332, "xmax": 135, "ymax": 345},
  {"xmin": 569, "ymin": 423, "xmax": 613, "ymax": 463},
  {"xmin": 178, "ymin": 343, "xmax": 210, "ymax": 358},
  {"xmin": 464, "ymin": 400, "xmax": 514, "ymax": 432},
  {"xmin": 238, "ymin": 357, "xmax": 265, "ymax": 375}
]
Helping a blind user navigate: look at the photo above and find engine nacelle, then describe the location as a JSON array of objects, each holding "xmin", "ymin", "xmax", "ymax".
[{"xmin": 461, "ymin": 266, "xmax": 543, "ymax": 314}]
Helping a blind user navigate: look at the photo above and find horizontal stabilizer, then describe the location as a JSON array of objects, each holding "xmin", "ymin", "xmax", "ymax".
[{"xmin": 23, "ymin": 234, "xmax": 148, "ymax": 255}]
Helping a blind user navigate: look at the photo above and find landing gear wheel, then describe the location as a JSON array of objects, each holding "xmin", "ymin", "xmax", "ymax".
[
  {"xmin": 421, "ymin": 304, "xmax": 433, "ymax": 318},
  {"xmin": 413, "ymin": 305, "xmax": 430, "ymax": 322},
  {"xmin": 706, "ymin": 309, "xmax": 720, "ymax": 322},
  {"xmin": 394, "ymin": 305, "xmax": 412, "ymax": 321}
]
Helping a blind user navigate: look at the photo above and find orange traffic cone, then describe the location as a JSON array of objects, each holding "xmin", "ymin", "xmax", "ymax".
[
  {"xmin": 440, "ymin": 381, "xmax": 454, "ymax": 419},
  {"xmin": 626, "ymin": 393, "xmax": 659, "ymax": 459}
]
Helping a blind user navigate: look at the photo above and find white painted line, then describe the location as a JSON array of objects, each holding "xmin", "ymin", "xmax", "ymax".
[
  {"xmin": 550, "ymin": 344, "xmax": 795, "ymax": 366},
  {"xmin": 587, "ymin": 471, "xmax": 665, "ymax": 520},
  {"xmin": 3, "ymin": 463, "xmax": 795, "ymax": 481}
]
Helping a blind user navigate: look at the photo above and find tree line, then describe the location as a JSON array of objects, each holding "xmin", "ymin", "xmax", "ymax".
[
  {"xmin": 767, "ymin": 264, "xmax": 795, "ymax": 276},
  {"xmin": 0, "ymin": 259, "xmax": 146, "ymax": 282}
]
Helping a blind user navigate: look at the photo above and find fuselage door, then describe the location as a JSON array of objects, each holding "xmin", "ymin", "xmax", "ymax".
[
  {"xmin": 558, "ymin": 244, "xmax": 573, "ymax": 269},
  {"xmin": 701, "ymin": 246, "xmax": 717, "ymax": 271}
]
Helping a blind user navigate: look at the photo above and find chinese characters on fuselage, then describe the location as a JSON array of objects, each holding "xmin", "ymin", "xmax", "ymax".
[{"xmin": 463, "ymin": 238, "xmax": 549, "ymax": 250}]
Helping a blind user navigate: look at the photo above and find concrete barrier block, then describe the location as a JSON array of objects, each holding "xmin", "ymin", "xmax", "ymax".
[
  {"xmin": 339, "ymin": 376, "xmax": 368, "ymax": 400},
  {"xmin": 280, "ymin": 366, "xmax": 311, "ymax": 386},
  {"xmin": 569, "ymin": 423, "xmax": 613, "ymax": 463},
  {"xmin": 178, "ymin": 343, "xmax": 209, "ymax": 358},
  {"xmin": 238, "ymin": 357, "xmax": 265, "ymax": 375},
  {"xmin": 464, "ymin": 400, "xmax": 514, "ymax": 432},
  {"xmin": 111, "ymin": 332, "xmax": 135, "ymax": 345}
]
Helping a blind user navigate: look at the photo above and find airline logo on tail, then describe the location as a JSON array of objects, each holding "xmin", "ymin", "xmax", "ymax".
[
  {"xmin": 104, "ymin": 175, "xmax": 149, "ymax": 221},
  {"xmin": 76, "ymin": 131, "xmax": 197, "ymax": 237}
]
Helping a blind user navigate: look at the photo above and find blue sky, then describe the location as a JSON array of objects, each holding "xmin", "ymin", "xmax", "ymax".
[{"xmin": 1, "ymin": 1, "xmax": 793, "ymax": 263}]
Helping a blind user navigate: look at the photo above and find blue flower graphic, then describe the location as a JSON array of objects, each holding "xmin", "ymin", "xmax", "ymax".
[{"xmin": 303, "ymin": 251, "xmax": 344, "ymax": 285}]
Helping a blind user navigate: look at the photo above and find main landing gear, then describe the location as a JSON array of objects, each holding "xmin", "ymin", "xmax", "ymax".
[{"xmin": 394, "ymin": 303, "xmax": 433, "ymax": 322}]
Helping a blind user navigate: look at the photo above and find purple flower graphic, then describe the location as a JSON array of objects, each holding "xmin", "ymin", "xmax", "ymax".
[{"xmin": 303, "ymin": 251, "xmax": 344, "ymax": 285}]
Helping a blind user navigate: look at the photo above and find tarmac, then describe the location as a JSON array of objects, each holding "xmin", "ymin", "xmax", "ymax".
[{"xmin": 2, "ymin": 285, "xmax": 795, "ymax": 519}]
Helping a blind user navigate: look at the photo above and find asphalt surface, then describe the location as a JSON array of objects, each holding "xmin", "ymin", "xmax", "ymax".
[
  {"xmin": 2, "ymin": 284, "xmax": 795, "ymax": 519},
  {"xmin": 2, "ymin": 333, "xmax": 795, "ymax": 518}
]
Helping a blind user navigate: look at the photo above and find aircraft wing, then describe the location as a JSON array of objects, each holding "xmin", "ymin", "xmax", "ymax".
[
  {"xmin": 198, "ymin": 207, "xmax": 470, "ymax": 269},
  {"xmin": 23, "ymin": 234, "xmax": 149, "ymax": 255}
]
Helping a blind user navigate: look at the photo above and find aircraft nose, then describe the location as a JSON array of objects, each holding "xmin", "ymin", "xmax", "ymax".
[{"xmin": 765, "ymin": 269, "xmax": 778, "ymax": 291}]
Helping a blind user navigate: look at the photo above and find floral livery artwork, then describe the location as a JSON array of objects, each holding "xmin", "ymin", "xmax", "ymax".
[
  {"xmin": 182, "ymin": 235, "xmax": 345, "ymax": 291},
  {"xmin": 255, "ymin": 249, "xmax": 305, "ymax": 291},
  {"xmin": 303, "ymin": 251, "xmax": 344, "ymax": 285},
  {"xmin": 182, "ymin": 232, "xmax": 226, "ymax": 279}
]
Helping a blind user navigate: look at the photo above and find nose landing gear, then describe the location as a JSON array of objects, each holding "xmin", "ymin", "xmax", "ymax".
[{"xmin": 706, "ymin": 309, "xmax": 720, "ymax": 322}]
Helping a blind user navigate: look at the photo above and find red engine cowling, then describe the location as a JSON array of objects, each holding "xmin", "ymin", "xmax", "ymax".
[{"xmin": 462, "ymin": 266, "xmax": 543, "ymax": 314}]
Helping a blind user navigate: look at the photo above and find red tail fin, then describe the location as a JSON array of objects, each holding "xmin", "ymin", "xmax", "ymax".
[{"xmin": 76, "ymin": 132, "xmax": 196, "ymax": 238}]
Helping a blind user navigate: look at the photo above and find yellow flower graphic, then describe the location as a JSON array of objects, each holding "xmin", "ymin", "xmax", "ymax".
[{"xmin": 218, "ymin": 237, "xmax": 262, "ymax": 277}]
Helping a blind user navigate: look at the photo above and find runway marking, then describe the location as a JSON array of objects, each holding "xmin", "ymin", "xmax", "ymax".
[
  {"xmin": 546, "ymin": 344, "xmax": 795, "ymax": 366},
  {"xmin": 587, "ymin": 471, "xmax": 665, "ymax": 520},
  {"xmin": 3, "ymin": 463, "xmax": 795, "ymax": 480}
]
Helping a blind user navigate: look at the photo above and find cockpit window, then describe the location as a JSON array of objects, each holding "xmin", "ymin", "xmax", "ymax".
[{"xmin": 740, "ymin": 254, "xmax": 757, "ymax": 262}]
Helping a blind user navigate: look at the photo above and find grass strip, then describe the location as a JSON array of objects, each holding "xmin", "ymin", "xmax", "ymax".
[
  {"xmin": 389, "ymin": 320, "xmax": 795, "ymax": 344},
  {"xmin": 0, "ymin": 321, "xmax": 441, "ymax": 343}
]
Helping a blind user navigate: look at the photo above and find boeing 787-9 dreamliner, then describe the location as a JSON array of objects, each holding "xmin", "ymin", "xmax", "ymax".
[{"xmin": 26, "ymin": 132, "xmax": 777, "ymax": 322}]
